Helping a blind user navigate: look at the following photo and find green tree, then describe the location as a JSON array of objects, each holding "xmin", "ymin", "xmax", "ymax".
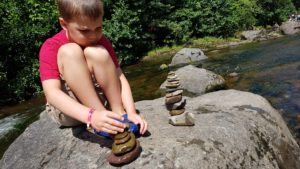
[
  {"xmin": 103, "ymin": 0, "xmax": 148, "ymax": 64},
  {"xmin": 255, "ymin": 0, "xmax": 295, "ymax": 25},
  {"xmin": 292, "ymin": 0, "xmax": 300, "ymax": 11},
  {"xmin": 0, "ymin": 0, "xmax": 58, "ymax": 103}
]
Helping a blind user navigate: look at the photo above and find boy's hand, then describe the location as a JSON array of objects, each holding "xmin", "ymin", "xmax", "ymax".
[
  {"xmin": 128, "ymin": 113, "xmax": 148, "ymax": 135},
  {"xmin": 91, "ymin": 110, "xmax": 126, "ymax": 134}
]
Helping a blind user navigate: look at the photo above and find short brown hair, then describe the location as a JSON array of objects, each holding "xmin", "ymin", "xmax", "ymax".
[{"xmin": 57, "ymin": 0, "xmax": 104, "ymax": 21}]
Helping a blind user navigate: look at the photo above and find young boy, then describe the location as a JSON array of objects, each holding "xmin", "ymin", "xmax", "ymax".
[{"xmin": 39, "ymin": 0, "xmax": 147, "ymax": 135}]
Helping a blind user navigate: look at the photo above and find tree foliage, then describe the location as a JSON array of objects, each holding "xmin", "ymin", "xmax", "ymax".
[
  {"xmin": 0, "ymin": 0, "xmax": 297, "ymax": 104},
  {"xmin": 0, "ymin": 0, "xmax": 58, "ymax": 103}
]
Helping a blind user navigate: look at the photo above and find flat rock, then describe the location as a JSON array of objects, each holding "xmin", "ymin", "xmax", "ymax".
[
  {"xmin": 1, "ymin": 90, "xmax": 300, "ymax": 169},
  {"xmin": 161, "ymin": 65, "xmax": 225, "ymax": 95},
  {"xmin": 280, "ymin": 21, "xmax": 300, "ymax": 35},
  {"xmin": 169, "ymin": 111, "xmax": 195, "ymax": 125},
  {"xmin": 241, "ymin": 30, "xmax": 267, "ymax": 41},
  {"xmin": 169, "ymin": 48, "xmax": 208, "ymax": 67}
]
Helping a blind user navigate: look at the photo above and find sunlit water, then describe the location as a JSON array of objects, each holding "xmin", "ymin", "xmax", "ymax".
[
  {"xmin": 202, "ymin": 34, "xmax": 300, "ymax": 138},
  {"xmin": 0, "ymin": 34, "xmax": 299, "ymax": 159}
]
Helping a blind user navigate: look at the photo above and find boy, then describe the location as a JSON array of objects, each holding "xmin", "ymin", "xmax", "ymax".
[{"xmin": 39, "ymin": 0, "xmax": 147, "ymax": 135}]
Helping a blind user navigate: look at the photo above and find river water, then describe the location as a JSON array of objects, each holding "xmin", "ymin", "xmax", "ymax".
[{"xmin": 0, "ymin": 34, "xmax": 299, "ymax": 159}]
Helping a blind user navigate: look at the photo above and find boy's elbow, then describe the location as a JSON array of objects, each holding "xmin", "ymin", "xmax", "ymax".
[{"xmin": 42, "ymin": 79, "xmax": 62, "ymax": 101}]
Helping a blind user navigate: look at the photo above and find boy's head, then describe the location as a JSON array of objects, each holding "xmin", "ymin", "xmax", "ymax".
[
  {"xmin": 57, "ymin": 0, "xmax": 104, "ymax": 22},
  {"xmin": 57, "ymin": 0, "xmax": 104, "ymax": 46}
]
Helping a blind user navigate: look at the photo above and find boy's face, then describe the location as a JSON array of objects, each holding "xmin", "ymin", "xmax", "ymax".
[{"xmin": 60, "ymin": 16, "xmax": 103, "ymax": 47}]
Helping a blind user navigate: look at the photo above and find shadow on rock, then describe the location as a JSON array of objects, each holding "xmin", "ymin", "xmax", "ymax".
[{"xmin": 71, "ymin": 124, "xmax": 113, "ymax": 148}]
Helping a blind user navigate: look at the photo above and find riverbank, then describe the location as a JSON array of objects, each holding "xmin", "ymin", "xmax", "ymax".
[{"xmin": 142, "ymin": 27, "xmax": 287, "ymax": 61}]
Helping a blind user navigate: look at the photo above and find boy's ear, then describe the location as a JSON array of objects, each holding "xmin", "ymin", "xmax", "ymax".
[{"xmin": 59, "ymin": 17, "xmax": 68, "ymax": 30}]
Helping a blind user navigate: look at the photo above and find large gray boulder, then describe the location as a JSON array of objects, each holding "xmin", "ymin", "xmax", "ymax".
[
  {"xmin": 280, "ymin": 21, "xmax": 300, "ymax": 35},
  {"xmin": 169, "ymin": 48, "xmax": 208, "ymax": 67},
  {"xmin": 241, "ymin": 30, "xmax": 267, "ymax": 41},
  {"xmin": 160, "ymin": 65, "xmax": 225, "ymax": 94},
  {"xmin": 1, "ymin": 90, "xmax": 299, "ymax": 169}
]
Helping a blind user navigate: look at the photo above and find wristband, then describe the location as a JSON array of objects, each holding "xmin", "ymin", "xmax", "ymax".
[{"xmin": 87, "ymin": 108, "xmax": 96, "ymax": 129}]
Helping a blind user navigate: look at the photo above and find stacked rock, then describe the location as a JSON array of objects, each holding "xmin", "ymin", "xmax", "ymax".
[
  {"xmin": 106, "ymin": 125, "xmax": 141, "ymax": 165},
  {"xmin": 165, "ymin": 71, "xmax": 195, "ymax": 126}
]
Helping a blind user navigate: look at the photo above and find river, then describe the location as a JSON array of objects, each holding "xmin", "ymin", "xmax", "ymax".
[{"xmin": 0, "ymin": 34, "xmax": 299, "ymax": 159}]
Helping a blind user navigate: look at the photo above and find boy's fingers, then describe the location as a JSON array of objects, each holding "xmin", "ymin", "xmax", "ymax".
[
  {"xmin": 105, "ymin": 123, "xmax": 124, "ymax": 133},
  {"xmin": 107, "ymin": 112, "xmax": 123, "ymax": 121},
  {"xmin": 144, "ymin": 121, "xmax": 148, "ymax": 134},
  {"xmin": 142, "ymin": 122, "xmax": 148, "ymax": 134},
  {"xmin": 141, "ymin": 120, "xmax": 147, "ymax": 134},
  {"xmin": 102, "ymin": 127, "xmax": 118, "ymax": 134},
  {"xmin": 106, "ymin": 117, "xmax": 126, "ymax": 129},
  {"xmin": 139, "ymin": 120, "xmax": 147, "ymax": 134}
]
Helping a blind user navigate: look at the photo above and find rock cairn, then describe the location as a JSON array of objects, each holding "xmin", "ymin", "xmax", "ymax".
[
  {"xmin": 165, "ymin": 71, "xmax": 195, "ymax": 126},
  {"xmin": 106, "ymin": 125, "xmax": 141, "ymax": 166}
]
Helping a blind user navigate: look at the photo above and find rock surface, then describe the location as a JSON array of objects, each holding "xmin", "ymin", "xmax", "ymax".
[
  {"xmin": 241, "ymin": 30, "xmax": 267, "ymax": 41},
  {"xmin": 169, "ymin": 48, "xmax": 208, "ymax": 67},
  {"xmin": 280, "ymin": 21, "xmax": 300, "ymax": 35},
  {"xmin": 160, "ymin": 65, "xmax": 225, "ymax": 94},
  {"xmin": 1, "ymin": 89, "xmax": 300, "ymax": 169}
]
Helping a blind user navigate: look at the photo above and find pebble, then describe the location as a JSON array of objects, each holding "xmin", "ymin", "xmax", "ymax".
[
  {"xmin": 107, "ymin": 140, "xmax": 141, "ymax": 166},
  {"xmin": 112, "ymin": 133, "xmax": 136, "ymax": 155},
  {"xmin": 169, "ymin": 111, "xmax": 195, "ymax": 126},
  {"xmin": 165, "ymin": 94, "xmax": 182, "ymax": 104},
  {"xmin": 165, "ymin": 99, "xmax": 186, "ymax": 110},
  {"xmin": 170, "ymin": 109, "xmax": 185, "ymax": 116},
  {"xmin": 166, "ymin": 83, "xmax": 180, "ymax": 88},
  {"xmin": 165, "ymin": 90, "xmax": 183, "ymax": 98}
]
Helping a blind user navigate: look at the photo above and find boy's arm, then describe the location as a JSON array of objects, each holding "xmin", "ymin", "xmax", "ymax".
[
  {"xmin": 42, "ymin": 79, "xmax": 125, "ymax": 134},
  {"xmin": 117, "ymin": 68, "xmax": 148, "ymax": 134},
  {"xmin": 42, "ymin": 79, "xmax": 90, "ymax": 122}
]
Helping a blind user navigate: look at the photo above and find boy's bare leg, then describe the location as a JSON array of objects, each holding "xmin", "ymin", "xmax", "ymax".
[
  {"xmin": 84, "ymin": 46, "xmax": 125, "ymax": 115},
  {"xmin": 57, "ymin": 43, "xmax": 105, "ymax": 111}
]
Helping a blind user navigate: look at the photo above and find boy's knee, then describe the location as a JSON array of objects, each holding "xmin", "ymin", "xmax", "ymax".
[
  {"xmin": 58, "ymin": 43, "xmax": 84, "ymax": 61},
  {"xmin": 84, "ymin": 46, "xmax": 111, "ymax": 64}
]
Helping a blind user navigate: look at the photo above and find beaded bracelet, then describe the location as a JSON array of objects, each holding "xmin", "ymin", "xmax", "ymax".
[{"xmin": 87, "ymin": 108, "xmax": 96, "ymax": 129}]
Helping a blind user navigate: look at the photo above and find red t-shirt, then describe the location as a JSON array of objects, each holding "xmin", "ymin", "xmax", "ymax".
[{"xmin": 39, "ymin": 30, "xmax": 119, "ymax": 81}]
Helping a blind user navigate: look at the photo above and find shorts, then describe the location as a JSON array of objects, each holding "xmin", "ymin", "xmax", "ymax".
[{"xmin": 46, "ymin": 75, "xmax": 109, "ymax": 127}]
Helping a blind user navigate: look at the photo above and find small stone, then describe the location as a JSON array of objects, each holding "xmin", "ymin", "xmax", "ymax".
[
  {"xmin": 228, "ymin": 72, "xmax": 239, "ymax": 77},
  {"xmin": 168, "ymin": 71, "xmax": 175, "ymax": 76},
  {"xmin": 167, "ymin": 77, "xmax": 180, "ymax": 82},
  {"xmin": 166, "ymin": 90, "xmax": 183, "ymax": 98},
  {"xmin": 169, "ymin": 111, "xmax": 195, "ymax": 126},
  {"xmin": 107, "ymin": 140, "xmax": 141, "ymax": 166},
  {"xmin": 165, "ymin": 99, "xmax": 186, "ymax": 111},
  {"xmin": 165, "ymin": 95, "xmax": 182, "ymax": 104},
  {"xmin": 115, "ymin": 133, "xmax": 131, "ymax": 145},
  {"xmin": 114, "ymin": 132, "xmax": 129, "ymax": 140},
  {"xmin": 167, "ymin": 81, "xmax": 180, "ymax": 85},
  {"xmin": 112, "ymin": 133, "xmax": 136, "ymax": 155},
  {"xmin": 170, "ymin": 109, "xmax": 185, "ymax": 116},
  {"xmin": 167, "ymin": 74, "xmax": 178, "ymax": 80},
  {"xmin": 166, "ymin": 83, "xmax": 180, "ymax": 88},
  {"xmin": 166, "ymin": 88, "xmax": 183, "ymax": 93}
]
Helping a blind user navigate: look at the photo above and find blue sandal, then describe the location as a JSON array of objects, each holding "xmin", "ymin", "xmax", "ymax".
[{"xmin": 94, "ymin": 114, "xmax": 139, "ymax": 137}]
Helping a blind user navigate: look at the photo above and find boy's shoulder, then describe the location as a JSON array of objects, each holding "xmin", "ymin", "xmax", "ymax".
[{"xmin": 43, "ymin": 30, "xmax": 68, "ymax": 46}]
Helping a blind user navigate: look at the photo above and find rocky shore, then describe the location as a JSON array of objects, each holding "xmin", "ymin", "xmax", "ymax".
[{"xmin": 1, "ymin": 64, "xmax": 300, "ymax": 169}]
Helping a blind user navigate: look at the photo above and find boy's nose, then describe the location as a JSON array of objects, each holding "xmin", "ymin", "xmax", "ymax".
[{"xmin": 90, "ymin": 31, "xmax": 102, "ymax": 38}]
